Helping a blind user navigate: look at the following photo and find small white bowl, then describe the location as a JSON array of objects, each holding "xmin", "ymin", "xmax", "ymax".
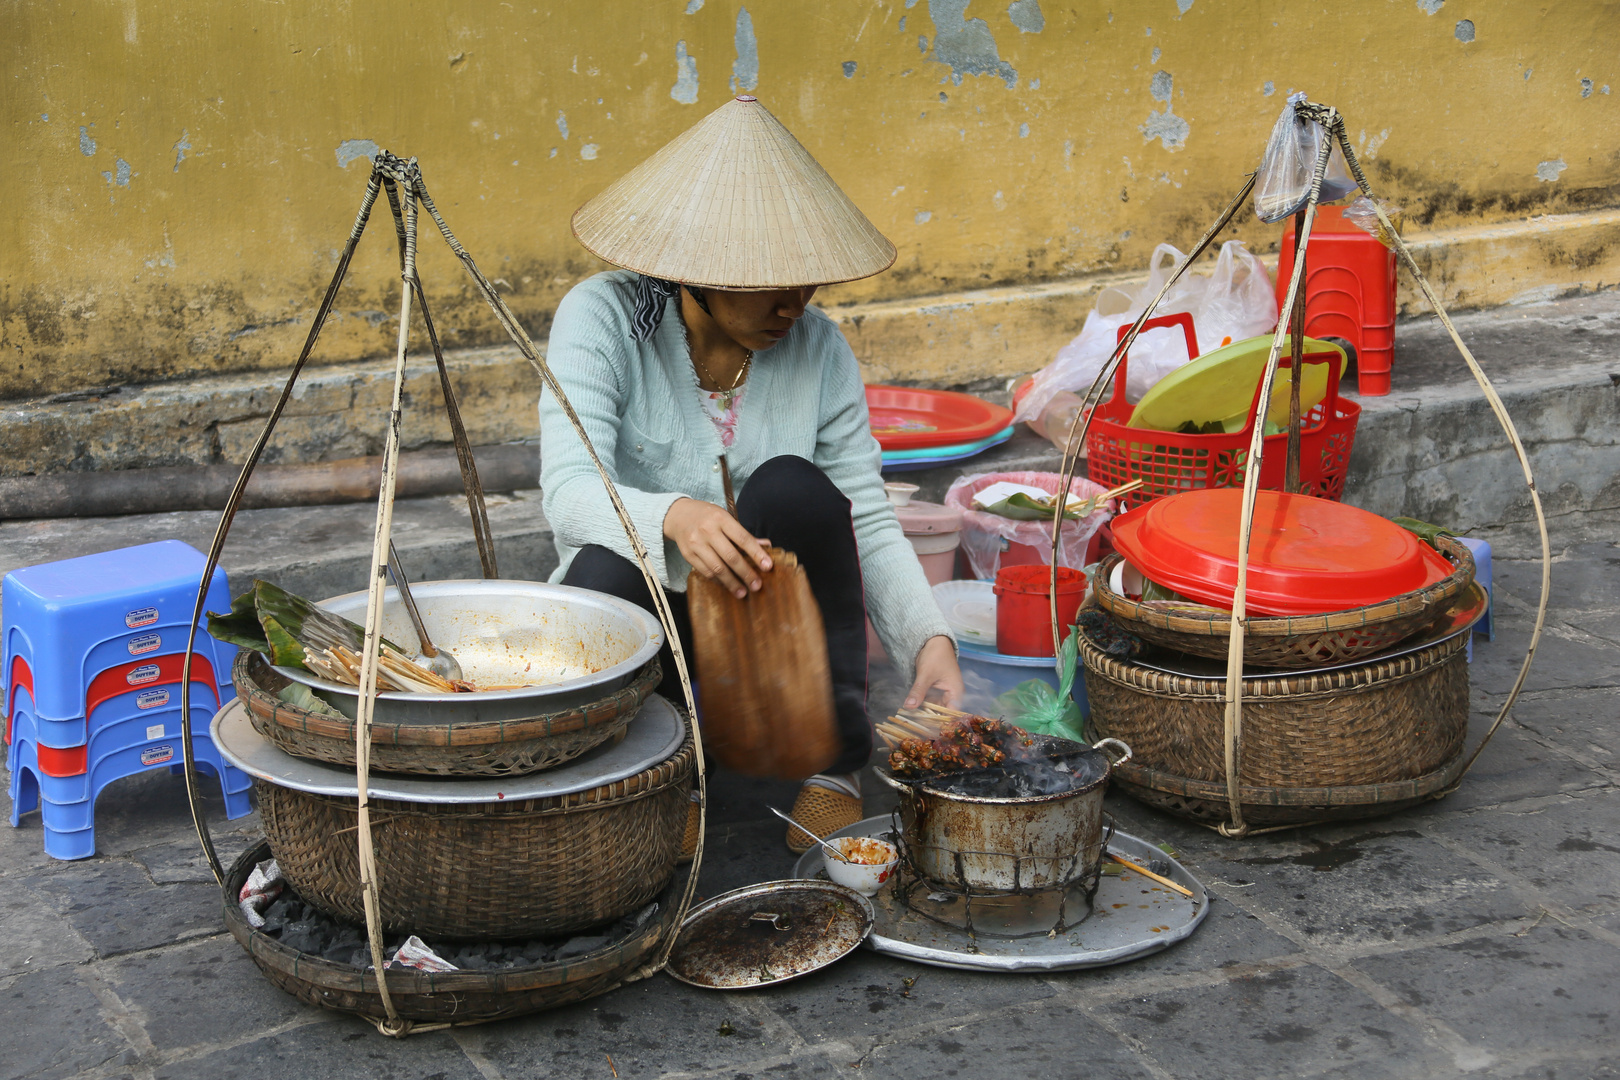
[
  {"xmin": 823, "ymin": 837, "xmax": 901, "ymax": 896},
  {"xmin": 884, "ymin": 482, "xmax": 921, "ymax": 508}
]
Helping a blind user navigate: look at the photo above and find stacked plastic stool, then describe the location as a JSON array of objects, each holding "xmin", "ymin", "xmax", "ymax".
[{"xmin": 3, "ymin": 540, "xmax": 251, "ymax": 859}]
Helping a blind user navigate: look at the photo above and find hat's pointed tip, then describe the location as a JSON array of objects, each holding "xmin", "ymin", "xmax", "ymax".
[{"xmin": 735, "ymin": 95, "xmax": 757, "ymax": 103}]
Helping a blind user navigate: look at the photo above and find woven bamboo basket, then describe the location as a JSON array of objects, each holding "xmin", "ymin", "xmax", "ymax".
[
  {"xmin": 1080, "ymin": 628, "xmax": 1470, "ymax": 825},
  {"xmin": 234, "ymin": 651, "xmax": 659, "ymax": 777},
  {"xmin": 223, "ymin": 840, "xmax": 681, "ymax": 1023},
  {"xmin": 1093, "ymin": 534, "xmax": 1475, "ymax": 668},
  {"xmin": 257, "ymin": 729, "xmax": 694, "ymax": 939}
]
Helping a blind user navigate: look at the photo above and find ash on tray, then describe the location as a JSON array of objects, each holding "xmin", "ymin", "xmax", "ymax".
[
  {"xmin": 925, "ymin": 750, "xmax": 1107, "ymax": 799},
  {"xmin": 257, "ymin": 885, "xmax": 656, "ymax": 971}
]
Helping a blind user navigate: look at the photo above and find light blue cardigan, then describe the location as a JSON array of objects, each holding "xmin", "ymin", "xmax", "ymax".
[{"xmin": 539, "ymin": 270, "xmax": 953, "ymax": 674}]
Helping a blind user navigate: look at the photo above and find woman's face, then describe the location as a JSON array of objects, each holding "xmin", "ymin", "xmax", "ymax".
[{"xmin": 701, "ymin": 286, "xmax": 820, "ymax": 352}]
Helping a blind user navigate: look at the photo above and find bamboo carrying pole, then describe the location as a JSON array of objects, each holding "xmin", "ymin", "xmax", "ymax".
[
  {"xmin": 174, "ymin": 153, "xmax": 708, "ymax": 1037},
  {"xmin": 1047, "ymin": 98, "xmax": 1551, "ymax": 838}
]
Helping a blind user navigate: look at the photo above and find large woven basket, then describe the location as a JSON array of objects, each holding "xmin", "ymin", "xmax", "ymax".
[
  {"xmin": 257, "ymin": 729, "xmax": 694, "ymax": 939},
  {"xmin": 223, "ymin": 840, "xmax": 681, "ymax": 1023},
  {"xmin": 1093, "ymin": 534, "xmax": 1475, "ymax": 668},
  {"xmin": 1080, "ymin": 628, "xmax": 1470, "ymax": 826},
  {"xmin": 234, "ymin": 651, "xmax": 658, "ymax": 777}
]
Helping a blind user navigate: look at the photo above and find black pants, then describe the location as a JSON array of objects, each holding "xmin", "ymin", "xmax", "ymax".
[{"xmin": 562, "ymin": 455, "xmax": 871, "ymax": 775}]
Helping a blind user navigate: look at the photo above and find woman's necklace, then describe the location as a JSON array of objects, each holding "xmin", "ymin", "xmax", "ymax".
[{"xmin": 691, "ymin": 348, "xmax": 753, "ymax": 410}]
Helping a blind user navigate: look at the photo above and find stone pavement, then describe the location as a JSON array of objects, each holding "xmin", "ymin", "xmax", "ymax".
[{"xmin": 2, "ymin": 536, "xmax": 1617, "ymax": 1080}]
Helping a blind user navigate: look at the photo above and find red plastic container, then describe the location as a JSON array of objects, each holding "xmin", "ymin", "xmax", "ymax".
[
  {"xmin": 993, "ymin": 565, "xmax": 1087, "ymax": 657},
  {"xmin": 1085, "ymin": 314, "xmax": 1362, "ymax": 512},
  {"xmin": 1278, "ymin": 205, "xmax": 1398, "ymax": 397},
  {"xmin": 1110, "ymin": 488, "xmax": 1453, "ymax": 616}
]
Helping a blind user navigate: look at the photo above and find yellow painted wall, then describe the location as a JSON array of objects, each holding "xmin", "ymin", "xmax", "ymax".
[{"xmin": 4, "ymin": 0, "xmax": 1616, "ymax": 400}]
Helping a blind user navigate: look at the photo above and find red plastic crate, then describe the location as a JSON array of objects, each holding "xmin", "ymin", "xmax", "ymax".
[
  {"xmin": 1085, "ymin": 314, "xmax": 1362, "ymax": 511},
  {"xmin": 1278, "ymin": 205, "xmax": 1398, "ymax": 396}
]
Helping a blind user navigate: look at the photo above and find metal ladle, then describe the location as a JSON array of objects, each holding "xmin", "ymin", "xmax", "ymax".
[
  {"xmin": 386, "ymin": 541, "xmax": 465, "ymax": 682},
  {"xmin": 768, "ymin": 805, "xmax": 851, "ymax": 863}
]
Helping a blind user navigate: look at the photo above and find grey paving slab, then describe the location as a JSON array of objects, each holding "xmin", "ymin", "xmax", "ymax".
[
  {"xmin": 1427, "ymin": 788, "xmax": 1620, "ymax": 918},
  {"xmin": 462, "ymin": 980, "xmax": 792, "ymax": 1079},
  {"xmin": 757, "ymin": 945, "xmax": 1055, "ymax": 1048},
  {"xmin": 149, "ymin": 1018, "xmax": 483, "ymax": 1080},
  {"xmin": 0, "ymin": 966, "xmax": 132, "ymax": 1080},
  {"xmin": 1184, "ymin": 828, "xmax": 1527, "ymax": 952},
  {"xmin": 1467, "ymin": 616, "xmax": 1620, "ymax": 699},
  {"xmin": 858, "ymin": 999, "xmax": 1157, "ymax": 1080},
  {"xmin": 1349, "ymin": 923, "xmax": 1620, "ymax": 1068},
  {"xmin": 1411, "ymin": 721, "xmax": 1605, "ymax": 817},
  {"xmin": 1055, "ymin": 900, "xmax": 1305, "ymax": 994},
  {"xmin": 1491, "ymin": 542, "xmax": 1620, "ymax": 615},
  {"xmin": 21, "ymin": 858, "xmax": 221, "ymax": 959},
  {"xmin": 0, "ymin": 877, "xmax": 94, "ymax": 976},
  {"xmin": 1096, "ymin": 963, "xmax": 1455, "ymax": 1080},
  {"xmin": 1505, "ymin": 687, "xmax": 1620, "ymax": 773},
  {"xmin": 101, "ymin": 934, "xmax": 311, "ymax": 1054}
]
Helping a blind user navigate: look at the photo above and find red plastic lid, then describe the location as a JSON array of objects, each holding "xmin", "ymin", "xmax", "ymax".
[
  {"xmin": 1110, "ymin": 489, "xmax": 1453, "ymax": 616},
  {"xmin": 866, "ymin": 386, "xmax": 1013, "ymax": 451}
]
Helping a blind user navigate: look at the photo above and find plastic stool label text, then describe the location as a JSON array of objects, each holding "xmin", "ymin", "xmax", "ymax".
[
  {"xmin": 136, "ymin": 689, "xmax": 170, "ymax": 710},
  {"xmin": 125, "ymin": 607, "xmax": 159, "ymax": 629},
  {"xmin": 127, "ymin": 664, "xmax": 161, "ymax": 686},
  {"xmin": 140, "ymin": 744, "xmax": 175, "ymax": 766},
  {"xmin": 127, "ymin": 633, "xmax": 161, "ymax": 656}
]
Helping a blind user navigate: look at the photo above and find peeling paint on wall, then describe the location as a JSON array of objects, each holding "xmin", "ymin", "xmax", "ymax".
[
  {"xmin": 581, "ymin": 143, "xmax": 599, "ymax": 160},
  {"xmin": 79, "ymin": 125, "xmax": 96, "ymax": 156},
  {"xmin": 1536, "ymin": 159, "xmax": 1567, "ymax": 182},
  {"xmin": 1007, "ymin": 0, "xmax": 1044, "ymax": 34},
  {"xmin": 1417, "ymin": 0, "xmax": 1444, "ymax": 13},
  {"xmin": 672, "ymin": 41, "xmax": 700, "ymax": 103},
  {"xmin": 1176, "ymin": 0, "xmax": 1194, "ymax": 13},
  {"xmin": 1263, "ymin": 80, "xmax": 1275, "ymax": 95},
  {"xmin": 556, "ymin": 111, "xmax": 570, "ymax": 139},
  {"xmin": 334, "ymin": 139, "xmax": 379, "ymax": 168},
  {"xmin": 1360, "ymin": 127, "xmax": 1391, "ymax": 159},
  {"xmin": 842, "ymin": 61, "xmax": 858, "ymax": 78},
  {"xmin": 731, "ymin": 7, "xmax": 759, "ymax": 93},
  {"xmin": 1454, "ymin": 19, "xmax": 1475, "ymax": 42},
  {"xmin": 927, "ymin": 0, "xmax": 1018, "ymax": 88},
  {"xmin": 1141, "ymin": 70, "xmax": 1189, "ymax": 149},
  {"xmin": 1150, "ymin": 46, "xmax": 1161, "ymax": 64},
  {"xmin": 102, "ymin": 158, "xmax": 132, "ymax": 187},
  {"xmin": 1580, "ymin": 77, "xmax": 1594, "ymax": 98},
  {"xmin": 915, "ymin": 210, "xmax": 932, "ymax": 223},
  {"xmin": 684, "ymin": 0, "xmax": 704, "ymax": 12}
]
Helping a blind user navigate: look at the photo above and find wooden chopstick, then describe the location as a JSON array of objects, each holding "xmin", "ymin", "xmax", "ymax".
[{"xmin": 1108, "ymin": 851, "xmax": 1195, "ymax": 898}]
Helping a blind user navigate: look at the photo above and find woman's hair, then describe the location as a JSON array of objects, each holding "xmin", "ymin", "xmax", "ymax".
[{"xmin": 683, "ymin": 284, "xmax": 713, "ymax": 316}]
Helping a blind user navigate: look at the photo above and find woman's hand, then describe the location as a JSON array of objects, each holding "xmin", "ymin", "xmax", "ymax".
[
  {"xmin": 664, "ymin": 498, "xmax": 774, "ymax": 599},
  {"xmin": 905, "ymin": 635, "xmax": 964, "ymax": 709}
]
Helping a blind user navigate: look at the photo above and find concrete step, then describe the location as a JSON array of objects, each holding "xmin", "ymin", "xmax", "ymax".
[{"xmin": 1, "ymin": 289, "xmax": 1614, "ymax": 599}]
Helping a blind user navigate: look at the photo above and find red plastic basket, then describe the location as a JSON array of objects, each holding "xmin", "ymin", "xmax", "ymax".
[
  {"xmin": 1084, "ymin": 313, "xmax": 1361, "ymax": 512},
  {"xmin": 1278, "ymin": 206, "xmax": 1398, "ymax": 397}
]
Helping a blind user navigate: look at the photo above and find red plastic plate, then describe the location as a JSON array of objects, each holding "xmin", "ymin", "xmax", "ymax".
[
  {"xmin": 866, "ymin": 386, "xmax": 1014, "ymax": 452},
  {"xmin": 1110, "ymin": 489, "xmax": 1454, "ymax": 616}
]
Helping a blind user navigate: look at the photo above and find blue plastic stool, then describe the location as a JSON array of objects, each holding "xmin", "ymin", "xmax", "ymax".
[
  {"xmin": 8, "ymin": 692, "xmax": 250, "ymax": 860},
  {"xmin": 1, "ymin": 540, "xmax": 235, "ymax": 722}
]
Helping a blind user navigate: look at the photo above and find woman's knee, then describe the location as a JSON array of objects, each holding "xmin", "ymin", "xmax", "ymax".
[
  {"xmin": 561, "ymin": 544, "xmax": 647, "ymax": 601},
  {"xmin": 739, "ymin": 456, "xmax": 849, "ymax": 528}
]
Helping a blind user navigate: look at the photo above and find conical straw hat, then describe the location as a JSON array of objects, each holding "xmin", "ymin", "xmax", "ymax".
[{"xmin": 571, "ymin": 96, "xmax": 897, "ymax": 290}]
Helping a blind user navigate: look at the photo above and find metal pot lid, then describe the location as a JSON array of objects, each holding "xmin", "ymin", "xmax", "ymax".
[
  {"xmin": 665, "ymin": 879, "xmax": 874, "ymax": 989},
  {"xmin": 209, "ymin": 693, "xmax": 685, "ymax": 803}
]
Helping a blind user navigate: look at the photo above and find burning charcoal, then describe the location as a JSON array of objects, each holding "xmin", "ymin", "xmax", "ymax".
[{"xmin": 556, "ymin": 934, "xmax": 610, "ymax": 960}]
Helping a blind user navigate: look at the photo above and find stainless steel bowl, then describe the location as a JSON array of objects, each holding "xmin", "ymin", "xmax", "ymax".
[{"xmin": 272, "ymin": 579, "xmax": 663, "ymax": 726}]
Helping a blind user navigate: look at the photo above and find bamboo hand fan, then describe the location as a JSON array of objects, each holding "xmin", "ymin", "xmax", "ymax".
[{"xmin": 687, "ymin": 546, "xmax": 840, "ymax": 779}]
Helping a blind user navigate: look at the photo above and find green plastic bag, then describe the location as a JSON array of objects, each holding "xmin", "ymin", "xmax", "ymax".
[{"xmin": 994, "ymin": 623, "xmax": 1086, "ymax": 743}]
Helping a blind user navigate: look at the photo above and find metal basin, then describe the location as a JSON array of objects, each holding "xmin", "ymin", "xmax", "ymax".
[
  {"xmin": 879, "ymin": 738, "xmax": 1132, "ymax": 894},
  {"xmin": 273, "ymin": 580, "xmax": 663, "ymax": 726}
]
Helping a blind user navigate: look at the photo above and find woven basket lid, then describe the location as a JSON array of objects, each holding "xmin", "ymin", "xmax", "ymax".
[{"xmin": 571, "ymin": 96, "xmax": 896, "ymax": 289}]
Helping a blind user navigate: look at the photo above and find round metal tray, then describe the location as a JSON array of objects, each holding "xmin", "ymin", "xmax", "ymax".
[
  {"xmin": 271, "ymin": 580, "xmax": 664, "ymax": 725},
  {"xmin": 665, "ymin": 879, "xmax": 875, "ymax": 990},
  {"xmin": 794, "ymin": 817, "xmax": 1208, "ymax": 972},
  {"xmin": 211, "ymin": 693, "xmax": 684, "ymax": 803}
]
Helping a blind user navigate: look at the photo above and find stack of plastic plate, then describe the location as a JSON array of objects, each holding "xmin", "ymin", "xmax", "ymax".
[{"xmin": 867, "ymin": 386, "xmax": 1014, "ymax": 473}]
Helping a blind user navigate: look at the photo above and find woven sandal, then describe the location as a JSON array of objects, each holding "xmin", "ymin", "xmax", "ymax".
[
  {"xmin": 785, "ymin": 784, "xmax": 862, "ymax": 854},
  {"xmin": 678, "ymin": 801, "xmax": 700, "ymax": 864}
]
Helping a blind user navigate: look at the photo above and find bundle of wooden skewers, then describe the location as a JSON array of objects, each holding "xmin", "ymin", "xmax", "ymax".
[
  {"xmin": 877, "ymin": 704, "xmax": 1037, "ymax": 778},
  {"xmin": 301, "ymin": 641, "xmax": 467, "ymax": 694}
]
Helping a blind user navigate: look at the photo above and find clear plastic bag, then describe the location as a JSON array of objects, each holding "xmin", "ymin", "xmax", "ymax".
[
  {"xmin": 944, "ymin": 470, "xmax": 1112, "ymax": 580},
  {"xmin": 1344, "ymin": 194, "xmax": 1405, "ymax": 249},
  {"xmin": 1014, "ymin": 240, "xmax": 1277, "ymax": 432},
  {"xmin": 1254, "ymin": 92, "xmax": 1357, "ymax": 224}
]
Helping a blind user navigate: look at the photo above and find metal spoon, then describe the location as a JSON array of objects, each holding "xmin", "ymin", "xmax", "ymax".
[
  {"xmin": 386, "ymin": 541, "xmax": 465, "ymax": 682},
  {"xmin": 767, "ymin": 806, "xmax": 851, "ymax": 863}
]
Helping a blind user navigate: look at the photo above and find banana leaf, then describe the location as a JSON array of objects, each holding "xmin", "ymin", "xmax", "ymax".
[
  {"xmin": 205, "ymin": 579, "xmax": 401, "ymax": 671},
  {"xmin": 978, "ymin": 492, "xmax": 1099, "ymax": 521},
  {"xmin": 1393, "ymin": 516, "xmax": 1457, "ymax": 551}
]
